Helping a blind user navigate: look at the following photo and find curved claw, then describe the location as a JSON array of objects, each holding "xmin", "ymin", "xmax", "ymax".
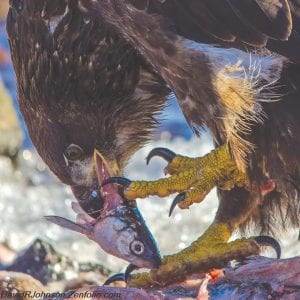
[
  {"xmin": 103, "ymin": 273, "xmax": 125, "ymax": 286},
  {"xmin": 101, "ymin": 177, "xmax": 131, "ymax": 188},
  {"xmin": 146, "ymin": 147, "xmax": 176, "ymax": 165},
  {"xmin": 125, "ymin": 264, "xmax": 138, "ymax": 281},
  {"xmin": 103, "ymin": 264, "xmax": 138, "ymax": 286},
  {"xmin": 169, "ymin": 192, "xmax": 186, "ymax": 217},
  {"xmin": 254, "ymin": 235, "xmax": 281, "ymax": 259}
]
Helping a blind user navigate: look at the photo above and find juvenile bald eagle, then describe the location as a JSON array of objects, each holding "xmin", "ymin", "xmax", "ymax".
[{"xmin": 7, "ymin": 0, "xmax": 300, "ymax": 287}]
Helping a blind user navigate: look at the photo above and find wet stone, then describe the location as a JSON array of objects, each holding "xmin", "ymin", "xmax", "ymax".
[
  {"xmin": 6, "ymin": 239, "xmax": 111, "ymax": 285},
  {"xmin": 0, "ymin": 271, "xmax": 47, "ymax": 300}
]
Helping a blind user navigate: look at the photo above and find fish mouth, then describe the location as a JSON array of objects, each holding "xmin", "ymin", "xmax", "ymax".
[{"xmin": 71, "ymin": 181, "xmax": 104, "ymax": 218}]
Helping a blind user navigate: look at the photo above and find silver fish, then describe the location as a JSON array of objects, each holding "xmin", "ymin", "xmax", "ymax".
[{"xmin": 45, "ymin": 203, "xmax": 161, "ymax": 269}]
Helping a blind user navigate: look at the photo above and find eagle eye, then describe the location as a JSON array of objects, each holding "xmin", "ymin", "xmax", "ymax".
[{"xmin": 64, "ymin": 144, "xmax": 84, "ymax": 162}]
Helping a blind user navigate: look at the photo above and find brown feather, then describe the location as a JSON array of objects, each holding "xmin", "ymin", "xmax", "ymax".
[{"xmin": 6, "ymin": 0, "xmax": 300, "ymax": 234}]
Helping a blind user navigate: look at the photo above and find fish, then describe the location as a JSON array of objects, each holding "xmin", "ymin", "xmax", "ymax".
[
  {"xmin": 45, "ymin": 205, "xmax": 161, "ymax": 269},
  {"xmin": 45, "ymin": 151, "xmax": 161, "ymax": 270}
]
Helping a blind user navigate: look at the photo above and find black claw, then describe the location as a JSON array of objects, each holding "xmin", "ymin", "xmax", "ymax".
[
  {"xmin": 101, "ymin": 177, "xmax": 131, "ymax": 188},
  {"xmin": 255, "ymin": 235, "xmax": 281, "ymax": 259},
  {"xmin": 146, "ymin": 147, "xmax": 176, "ymax": 165},
  {"xmin": 169, "ymin": 192, "xmax": 186, "ymax": 217},
  {"xmin": 103, "ymin": 273, "xmax": 125, "ymax": 286},
  {"xmin": 103, "ymin": 264, "xmax": 138, "ymax": 286},
  {"xmin": 124, "ymin": 264, "xmax": 138, "ymax": 282}
]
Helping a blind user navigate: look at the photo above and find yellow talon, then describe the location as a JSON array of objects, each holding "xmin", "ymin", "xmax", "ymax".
[
  {"xmin": 124, "ymin": 144, "xmax": 250, "ymax": 209},
  {"xmin": 128, "ymin": 222, "xmax": 261, "ymax": 288}
]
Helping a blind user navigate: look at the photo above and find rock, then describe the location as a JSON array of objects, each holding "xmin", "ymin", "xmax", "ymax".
[
  {"xmin": 6, "ymin": 239, "xmax": 111, "ymax": 285},
  {"xmin": 0, "ymin": 75, "xmax": 23, "ymax": 160},
  {"xmin": 0, "ymin": 242, "xmax": 16, "ymax": 265},
  {"xmin": 0, "ymin": 271, "xmax": 47, "ymax": 300},
  {"xmin": 210, "ymin": 255, "xmax": 300, "ymax": 299},
  {"xmin": 73, "ymin": 256, "xmax": 299, "ymax": 300},
  {"xmin": 47, "ymin": 285, "xmax": 162, "ymax": 300},
  {"xmin": 0, "ymin": 1, "xmax": 9, "ymax": 21},
  {"xmin": 3, "ymin": 242, "xmax": 300, "ymax": 299}
]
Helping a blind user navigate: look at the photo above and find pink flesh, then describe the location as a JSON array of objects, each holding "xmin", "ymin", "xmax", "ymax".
[{"xmin": 95, "ymin": 156, "xmax": 124, "ymax": 217}]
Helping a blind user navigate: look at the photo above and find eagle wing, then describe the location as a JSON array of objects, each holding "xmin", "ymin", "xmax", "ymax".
[
  {"xmin": 148, "ymin": 0, "xmax": 291, "ymax": 44},
  {"xmin": 146, "ymin": 0, "xmax": 300, "ymax": 63},
  {"xmin": 85, "ymin": 0, "xmax": 300, "ymax": 233}
]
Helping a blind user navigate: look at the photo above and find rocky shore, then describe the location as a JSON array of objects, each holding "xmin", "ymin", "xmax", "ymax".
[{"xmin": 1, "ymin": 239, "xmax": 300, "ymax": 299}]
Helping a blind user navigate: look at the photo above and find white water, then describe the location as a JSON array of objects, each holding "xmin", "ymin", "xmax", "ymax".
[{"xmin": 0, "ymin": 134, "xmax": 299, "ymax": 273}]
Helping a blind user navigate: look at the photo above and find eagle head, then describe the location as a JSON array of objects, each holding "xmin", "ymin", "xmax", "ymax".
[{"xmin": 7, "ymin": 0, "xmax": 169, "ymax": 216}]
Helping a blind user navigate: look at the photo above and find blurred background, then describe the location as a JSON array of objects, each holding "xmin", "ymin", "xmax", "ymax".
[{"xmin": 0, "ymin": 0, "xmax": 298, "ymax": 286}]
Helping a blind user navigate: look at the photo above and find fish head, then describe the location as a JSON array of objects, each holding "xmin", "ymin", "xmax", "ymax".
[
  {"xmin": 93, "ymin": 206, "xmax": 161, "ymax": 269},
  {"xmin": 46, "ymin": 204, "xmax": 161, "ymax": 269}
]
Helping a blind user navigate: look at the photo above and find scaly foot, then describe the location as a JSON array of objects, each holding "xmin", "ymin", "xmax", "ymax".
[
  {"xmin": 127, "ymin": 223, "xmax": 281, "ymax": 288},
  {"xmin": 103, "ymin": 144, "xmax": 250, "ymax": 213}
]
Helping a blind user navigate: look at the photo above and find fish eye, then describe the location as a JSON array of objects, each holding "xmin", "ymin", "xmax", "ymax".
[
  {"xmin": 130, "ymin": 240, "xmax": 145, "ymax": 256},
  {"xmin": 64, "ymin": 144, "xmax": 84, "ymax": 162}
]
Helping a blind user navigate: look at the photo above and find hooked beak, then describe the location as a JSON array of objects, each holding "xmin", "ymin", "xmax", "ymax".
[
  {"xmin": 93, "ymin": 150, "xmax": 125, "ymax": 214},
  {"xmin": 94, "ymin": 150, "xmax": 121, "ymax": 179}
]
